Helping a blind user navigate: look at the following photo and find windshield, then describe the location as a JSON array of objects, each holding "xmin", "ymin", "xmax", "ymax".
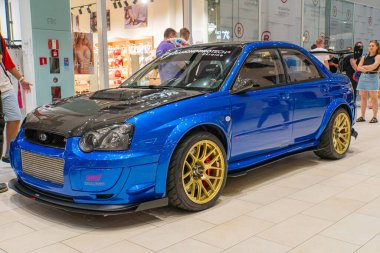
[{"xmin": 121, "ymin": 46, "xmax": 242, "ymax": 91}]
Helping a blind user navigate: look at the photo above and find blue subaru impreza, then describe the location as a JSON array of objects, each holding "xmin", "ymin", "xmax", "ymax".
[{"xmin": 9, "ymin": 42, "xmax": 356, "ymax": 214}]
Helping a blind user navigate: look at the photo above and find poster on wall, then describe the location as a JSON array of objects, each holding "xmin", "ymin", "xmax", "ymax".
[
  {"xmin": 124, "ymin": 4, "xmax": 148, "ymax": 29},
  {"xmin": 71, "ymin": 14, "xmax": 80, "ymax": 32},
  {"xmin": 261, "ymin": 0, "xmax": 302, "ymax": 45},
  {"xmin": 90, "ymin": 10, "xmax": 111, "ymax": 33},
  {"xmin": 73, "ymin": 32, "xmax": 94, "ymax": 74}
]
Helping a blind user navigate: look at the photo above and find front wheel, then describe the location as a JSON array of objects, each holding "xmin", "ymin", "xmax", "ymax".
[
  {"xmin": 167, "ymin": 132, "xmax": 227, "ymax": 211},
  {"xmin": 314, "ymin": 108, "xmax": 352, "ymax": 160}
]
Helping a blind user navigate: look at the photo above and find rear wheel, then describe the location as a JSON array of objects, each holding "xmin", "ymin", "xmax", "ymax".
[
  {"xmin": 167, "ymin": 132, "xmax": 227, "ymax": 211},
  {"xmin": 314, "ymin": 108, "xmax": 351, "ymax": 160}
]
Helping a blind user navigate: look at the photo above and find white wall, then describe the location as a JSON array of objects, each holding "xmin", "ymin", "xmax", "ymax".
[{"xmin": 353, "ymin": 0, "xmax": 380, "ymax": 8}]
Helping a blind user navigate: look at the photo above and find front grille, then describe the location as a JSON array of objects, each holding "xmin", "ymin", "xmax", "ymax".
[
  {"xmin": 21, "ymin": 150, "xmax": 64, "ymax": 186},
  {"xmin": 24, "ymin": 129, "xmax": 66, "ymax": 149}
]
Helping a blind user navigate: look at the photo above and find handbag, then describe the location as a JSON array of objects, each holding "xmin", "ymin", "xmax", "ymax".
[{"xmin": 353, "ymin": 71, "xmax": 361, "ymax": 82}]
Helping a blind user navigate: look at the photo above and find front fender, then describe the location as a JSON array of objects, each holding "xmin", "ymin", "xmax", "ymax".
[
  {"xmin": 315, "ymin": 98, "xmax": 355, "ymax": 140},
  {"xmin": 155, "ymin": 110, "xmax": 231, "ymax": 196}
]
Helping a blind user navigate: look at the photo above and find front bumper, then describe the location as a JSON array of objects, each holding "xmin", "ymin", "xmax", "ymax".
[{"xmin": 9, "ymin": 178, "xmax": 168, "ymax": 215}]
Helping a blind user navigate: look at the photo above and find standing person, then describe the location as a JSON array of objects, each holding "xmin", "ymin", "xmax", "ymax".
[
  {"xmin": 311, "ymin": 37, "xmax": 330, "ymax": 70},
  {"xmin": 328, "ymin": 50, "xmax": 339, "ymax": 73},
  {"xmin": 169, "ymin": 27, "xmax": 191, "ymax": 48},
  {"xmin": 0, "ymin": 34, "xmax": 31, "ymax": 163},
  {"xmin": 156, "ymin": 28, "xmax": 179, "ymax": 83},
  {"xmin": 156, "ymin": 28, "xmax": 177, "ymax": 58},
  {"xmin": 343, "ymin": 42, "xmax": 363, "ymax": 102},
  {"xmin": 356, "ymin": 40, "xmax": 380, "ymax": 123},
  {"xmin": 180, "ymin": 27, "xmax": 190, "ymax": 43}
]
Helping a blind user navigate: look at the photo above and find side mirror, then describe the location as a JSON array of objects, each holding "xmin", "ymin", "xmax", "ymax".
[{"xmin": 230, "ymin": 78, "xmax": 260, "ymax": 94}]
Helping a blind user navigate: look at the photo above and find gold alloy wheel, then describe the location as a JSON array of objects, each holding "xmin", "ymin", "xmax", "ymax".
[
  {"xmin": 182, "ymin": 140, "xmax": 225, "ymax": 204},
  {"xmin": 332, "ymin": 112, "xmax": 351, "ymax": 155}
]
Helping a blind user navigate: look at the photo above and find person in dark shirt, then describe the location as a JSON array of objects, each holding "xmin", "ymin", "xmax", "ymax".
[
  {"xmin": 343, "ymin": 42, "xmax": 363, "ymax": 102},
  {"xmin": 328, "ymin": 52, "xmax": 339, "ymax": 73}
]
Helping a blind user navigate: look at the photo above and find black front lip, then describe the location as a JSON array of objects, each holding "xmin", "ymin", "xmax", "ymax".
[{"xmin": 9, "ymin": 179, "xmax": 168, "ymax": 215}]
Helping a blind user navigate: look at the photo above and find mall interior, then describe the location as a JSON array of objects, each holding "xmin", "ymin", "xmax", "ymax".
[{"xmin": 0, "ymin": 0, "xmax": 380, "ymax": 252}]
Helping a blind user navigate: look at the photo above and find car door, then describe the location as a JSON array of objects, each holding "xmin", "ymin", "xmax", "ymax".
[
  {"xmin": 230, "ymin": 48, "xmax": 292, "ymax": 162},
  {"xmin": 279, "ymin": 48, "xmax": 330, "ymax": 144}
]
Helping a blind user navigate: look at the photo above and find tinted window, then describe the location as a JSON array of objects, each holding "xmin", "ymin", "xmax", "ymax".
[
  {"xmin": 280, "ymin": 49, "xmax": 323, "ymax": 83},
  {"xmin": 236, "ymin": 49, "xmax": 286, "ymax": 89}
]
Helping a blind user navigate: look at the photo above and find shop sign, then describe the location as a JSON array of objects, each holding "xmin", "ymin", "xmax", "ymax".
[{"xmin": 215, "ymin": 30, "xmax": 231, "ymax": 40}]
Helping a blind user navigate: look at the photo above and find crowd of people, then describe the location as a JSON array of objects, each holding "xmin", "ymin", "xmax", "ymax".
[{"xmin": 310, "ymin": 38, "xmax": 380, "ymax": 124}]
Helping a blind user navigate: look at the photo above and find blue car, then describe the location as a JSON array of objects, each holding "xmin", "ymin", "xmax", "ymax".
[{"xmin": 9, "ymin": 42, "xmax": 356, "ymax": 214}]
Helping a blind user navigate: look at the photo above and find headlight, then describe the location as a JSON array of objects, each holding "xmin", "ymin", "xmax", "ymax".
[{"xmin": 79, "ymin": 123, "xmax": 134, "ymax": 152}]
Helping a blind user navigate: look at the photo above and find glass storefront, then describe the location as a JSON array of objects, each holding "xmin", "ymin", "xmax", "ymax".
[
  {"xmin": 65, "ymin": 0, "xmax": 380, "ymax": 96},
  {"xmin": 70, "ymin": 0, "xmax": 183, "ymax": 94},
  {"xmin": 261, "ymin": 0, "xmax": 302, "ymax": 44},
  {"xmin": 192, "ymin": 0, "xmax": 259, "ymax": 43}
]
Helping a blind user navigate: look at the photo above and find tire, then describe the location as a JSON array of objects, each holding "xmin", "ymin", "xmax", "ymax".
[
  {"xmin": 314, "ymin": 108, "xmax": 352, "ymax": 160},
  {"xmin": 167, "ymin": 132, "xmax": 227, "ymax": 211}
]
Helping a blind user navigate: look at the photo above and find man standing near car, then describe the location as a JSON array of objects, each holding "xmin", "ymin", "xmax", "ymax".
[
  {"xmin": 156, "ymin": 28, "xmax": 179, "ymax": 83},
  {"xmin": 311, "ymin": 37, "xmax": 330, "ymax": 70},
  {"xmin": 0, "ymin": 34, "xmax": 32, "ymax": 166}
]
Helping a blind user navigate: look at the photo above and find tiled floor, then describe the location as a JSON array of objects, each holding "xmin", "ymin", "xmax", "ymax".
[{"xmin": 1, "ymin": 110, "xmax": 380, "ymax": 253}]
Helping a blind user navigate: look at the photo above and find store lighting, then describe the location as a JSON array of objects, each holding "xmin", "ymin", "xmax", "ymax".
[
  {"xmin": 78, "ymin": 7, "xmax": 83, "ymax": 15},
  {"xmin": 124, "ymin": 0, "xmax": 129, "ymax": 6},
  {"xmin": 141, "ymin": 0, "xmax": 147, "ymax": 4},
  {"xmin": 117, "ymin": 0, "xmax": 122, "ymax": 8},
  {"xmin": 113, "ymin": 1, "xmax": 118, "ymax": 8},
  {"xmin": 87, "ymin": 5, "xmax": 92, "ymax": 14},
  {"xmin": 133, "ymin": 0, "xmax": 138, "ymax": 4}
]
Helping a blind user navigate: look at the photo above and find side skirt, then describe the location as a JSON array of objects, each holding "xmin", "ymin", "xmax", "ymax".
[{"xmin": 228, "ymin": 140, "xmax": 319, "ymax": 177}]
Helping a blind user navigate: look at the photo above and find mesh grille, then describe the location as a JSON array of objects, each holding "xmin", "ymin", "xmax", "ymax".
[{"xmin": 21, "ymin": 150, "xmax": 64, "ymax": 186}]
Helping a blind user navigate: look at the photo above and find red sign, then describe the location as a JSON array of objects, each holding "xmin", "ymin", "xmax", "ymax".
[
  {"xmin": 48, "ymin": 39, "xmax": 60, "ymax": 50},
  {"xmin": 39, "ymin": 57, "xmax": 47, "ymax": 65},
  {"xmin": 234, "ymin": 23, "xmax": 244, "ymax": 39},
  {"xmin": 51, "ymin": 49, "xmax": 59, "ymax": 58}
]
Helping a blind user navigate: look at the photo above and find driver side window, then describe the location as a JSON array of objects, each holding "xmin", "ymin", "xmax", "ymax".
[{"xmin": 236, "ymin": 49, "xmax": 286, "ymax": 90}]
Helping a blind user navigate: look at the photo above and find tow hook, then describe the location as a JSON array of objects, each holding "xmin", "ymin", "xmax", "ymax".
[{"xmin": 351, "ymin": 128, "xmax": 358, "ymax": 139}]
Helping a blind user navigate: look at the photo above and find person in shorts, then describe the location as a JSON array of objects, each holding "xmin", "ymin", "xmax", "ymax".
[
  {"xmin": 356, "ymin": 40, "xmax": 380, "ymax": 123},
  {"xmin": 0, "ymin": 34, "xmax": 31, "ymax": 169}
]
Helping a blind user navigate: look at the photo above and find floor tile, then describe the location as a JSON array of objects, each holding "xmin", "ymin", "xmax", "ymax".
[
  {"xmin": 63, "ymin": 220, "xmax": 155, "ymax": 253},
  {"xmin": 289, "ymin": 184, "xmax": 344, "ymax": 203},
  {"xmin": 92, "ymin": 240, "xmax": 153, "ymax": 253},
  {"xmin": 274, "ymin": 172, "xmax": 326, "ymax": 190},
  {"xmin": 321, "ymin": 213, "xmax": 380, "ymax": 245},
  {"xmin": 356, "ymin": 233, "xmax": 380, "ymax": 253},
  {"xmin": 29, "ymin": 243, "xmax": 80, "ymax": 253},
  {"xmin": 223, "ymin": 236, "xmax": 290, "ymax": 253},
  {"xmin": 194, "ymin": 199, "xmax": 260, "ymax": 225},
  {"xmin": 288, "ymin": 235, "xmax": 359, "ymax": 253},
  {"xmin": 335, "ymin": 183, "xmax": 380, "ymax": 202},
  {"xmin": 129, "ymin": 218, "xmax": 214, "ymax": 251},
  {"xmin": 239, "ymin": 185, "xmax": 297, "ymax": 205},
  {"xmin": 320, "ymin": 173, "xmax": 368, "ymax": 188},
  {"xmin": 0, "ymin": 226, "xmax": 80, "ymax": 253},
  {"xmin": 193, "ymin": 215, "xmax": 273, "ymax": 249},
  {"xmin": 0, "ymin": 222, "xmax": 34, "ymax": 242},
  {"xmin": 356, "ymin": 197, "xmax": 380, "ymax": 219},
  {"xmin": 247, "ymin": 198, "xmax": 313, "ymax": 223},
  {"xmin": 302, "ymin": 197, "xmax": 365, "ymax": 221},
  {"xmin": 158, "ymin": 239, "xmax": 221, "ymax": 253},
  {"xmin": 258, "ymin": 214, "xmax": 332, "ymax": 247}
]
